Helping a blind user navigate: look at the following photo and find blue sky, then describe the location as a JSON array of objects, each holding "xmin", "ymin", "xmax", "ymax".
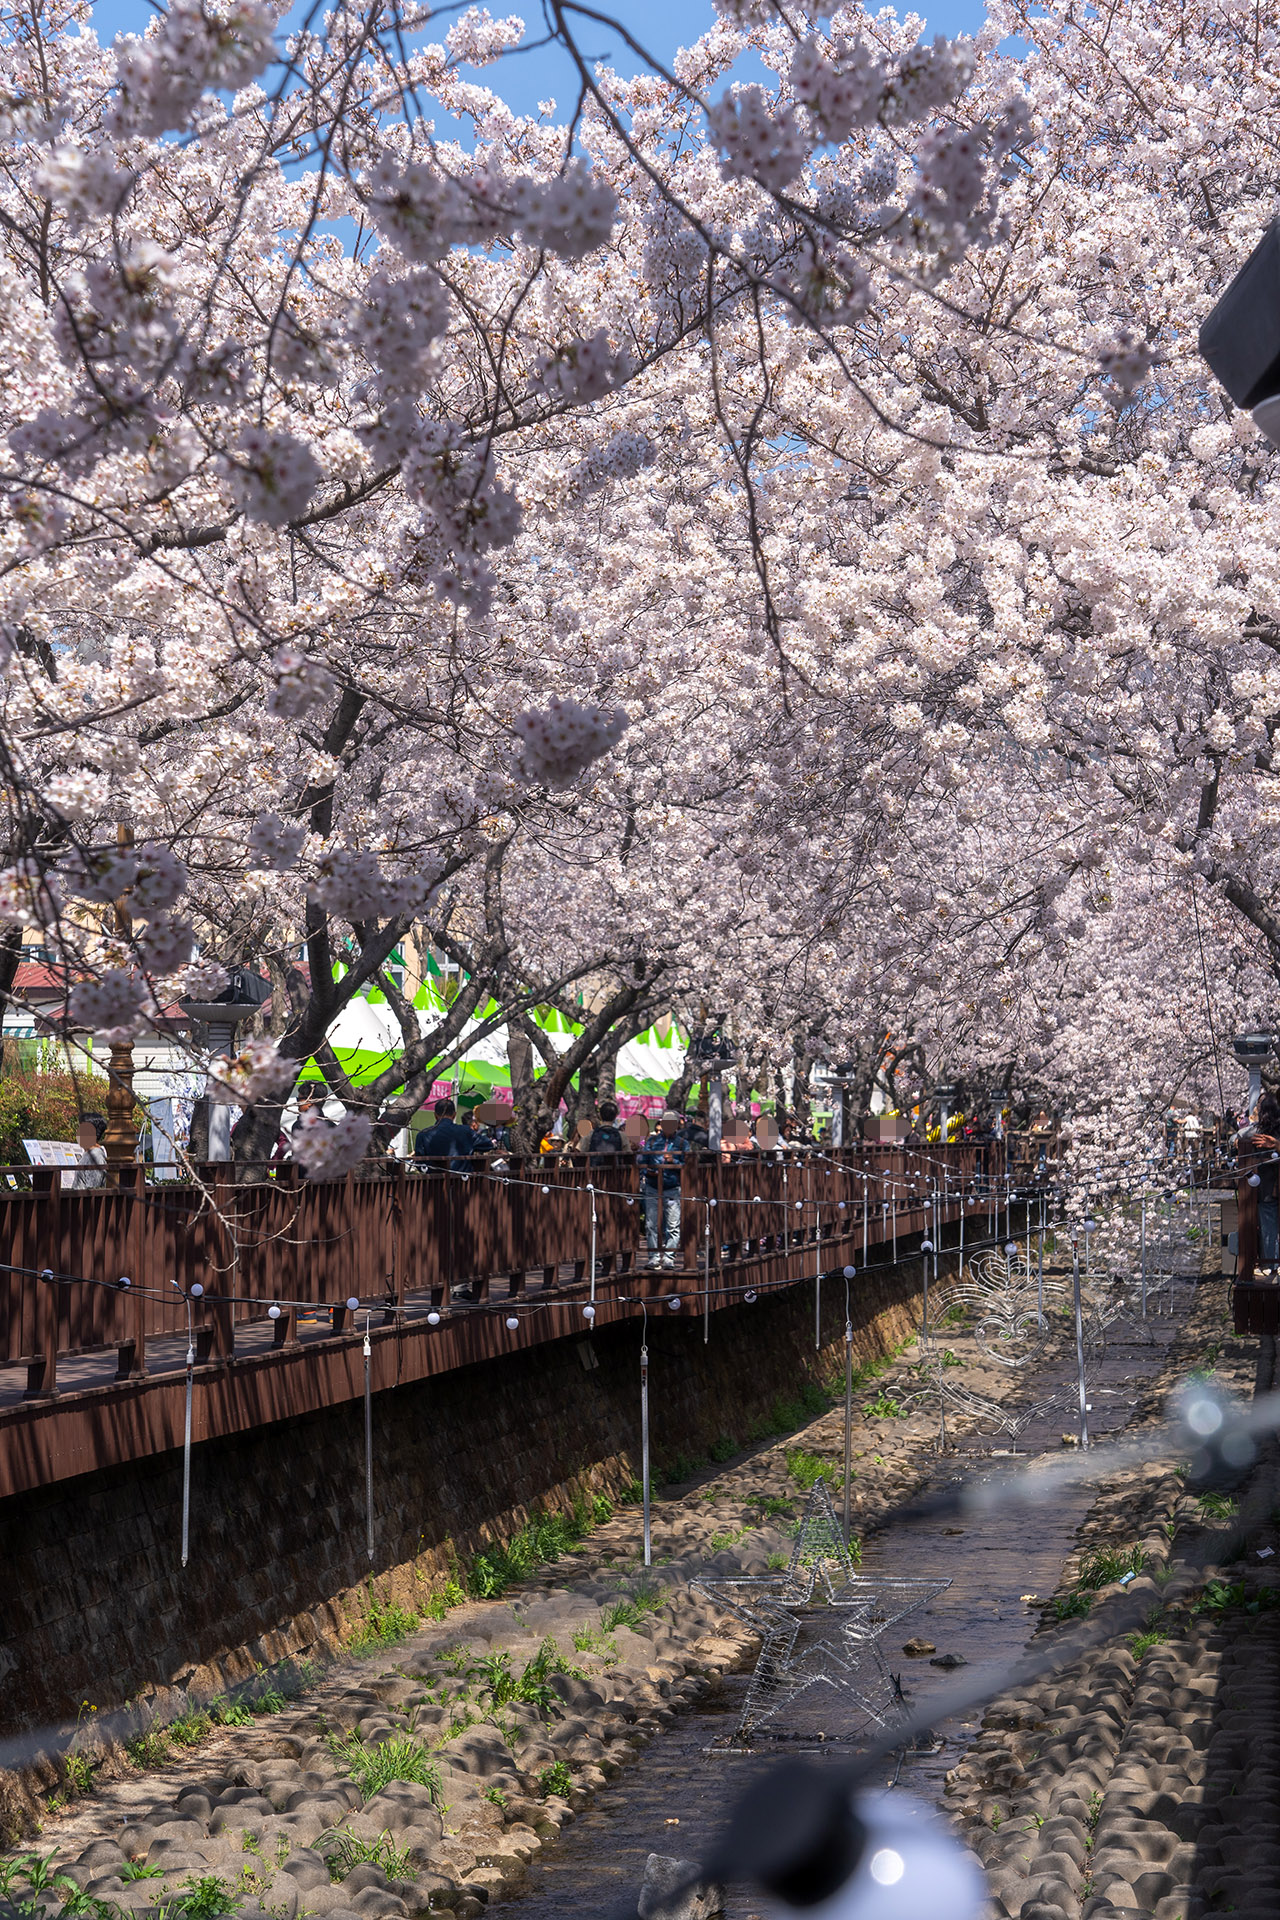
[{"xmin": 88, "ymin": 0, "xmax": 992, "ymax": 119}]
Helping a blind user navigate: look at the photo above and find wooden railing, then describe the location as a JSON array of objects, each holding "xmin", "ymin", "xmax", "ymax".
[{"xmin": 1, "ymin": 1143, "xmax": 1018, "ymax": 1396}]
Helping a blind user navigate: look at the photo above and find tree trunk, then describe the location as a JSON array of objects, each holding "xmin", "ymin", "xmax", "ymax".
[
  {"xmin": 792, "ymin": 1042, "xmax": 814, "ymax": 1135},
  {"xmin": 773, "ymin": 1064, "xmax": 790, "ymax": 1132},
  {"xmin": 507, "ymin": 1022, "xmax": 540, "ymax": 1154},
  {"xmin": 0, "ymin": 927, "xmax": 22, "ymax": 1077},
  {"xmin": 662, "ymin": 1051, "xmax": 699, "ymax": 1118}
]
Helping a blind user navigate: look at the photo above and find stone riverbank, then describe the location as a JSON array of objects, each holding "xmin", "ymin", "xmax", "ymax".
[{"xmin": 4, "ymin": 1263, "xmax": 1264, "ymax": 1920}]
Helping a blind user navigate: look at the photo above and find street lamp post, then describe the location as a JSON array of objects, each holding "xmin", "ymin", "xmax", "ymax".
[
  {"xmin": 934, "ymin": 1081, "xmax": 962, "ymax": 1144},
  {"xmin": 693, "ymin": 1026, "xmax": 736, "ymax": 1152},
  {"xmin": 180, "ymin": 966, "xmax": 272, "ymax": 1161},
  {"xmin": 103, "ymin": 825, "xmax": 137, "ymax": 1177},
  {"xmin": 1232, "ymin": 1030, "xmax": 1276, "ymax": 1119}
]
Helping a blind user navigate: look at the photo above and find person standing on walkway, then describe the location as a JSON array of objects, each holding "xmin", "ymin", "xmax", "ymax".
[
  {"xmin": 636, "ymin": 1111, "xmax": 687, "ymax": 1269},
  {"xmin": 67, "ymin": 1113, "xmax": 108, "ymax": 1189},
  {"xmin": 1238, "ymin": 1092, "xmax": 1280, "ymax": 1282},
  {"xmin": 414, "ymin": 1098, "xmax": 476, "ymax": 1164},
  {"xmin": 587, "ymin": 1098, "xmax": 626, "ymax": 1165}
]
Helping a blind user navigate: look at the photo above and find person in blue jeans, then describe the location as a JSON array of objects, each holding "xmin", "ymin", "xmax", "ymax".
[
  {"xmin": 636, "ymin": 1112, "xmax": 687, "ymax": 1269},
  {"xmin": 1251, "ymin": 1093, "xmax": 1280, "ymax": 1276}
]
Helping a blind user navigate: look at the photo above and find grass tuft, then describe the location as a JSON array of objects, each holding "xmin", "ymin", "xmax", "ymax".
[
  {"xmin": 1076, "ymin": 1544, "xmax": 1145, "ymax": 1591},
  {"xmin": 599, "ymin": 1585, "xmax": 666, "ymax": 1633},
  {"xmin": 785, "ymin": 1447, "xmax": 841, "ymax": 1493},
  {"xmin": 327, "ymin": 1732, "xmax": 443, "ymax": 1804},
  {"xmin": 323, "ymin": 1829, "xmax": 412, "ymax": 1883},
  {"xmin": 346, "ymin": 1594, "xmax": 420, "ymax": 1656},
  {"xmin": 467, "ymin": 1492, "xmax": 609, "ymax": 1598}
]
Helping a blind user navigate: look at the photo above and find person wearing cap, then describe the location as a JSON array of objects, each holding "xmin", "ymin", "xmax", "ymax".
[{"xmin": 636, "ymin": 1110, "xmax": 687, "ymax": 1269}]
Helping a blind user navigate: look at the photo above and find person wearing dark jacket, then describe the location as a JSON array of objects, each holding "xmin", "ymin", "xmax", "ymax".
[
  {"xmin": 636, "ymin": 1111, "xmax": 688, "ymax": 1269},
  {"xmin": 414, "ymin": 1099, "xmax": 477, "ymax": 1163},
  {"xmin": 587, "ymin": 1098, "xmax": 626, "ymax": 1165},
  {"xmin": 1238, "ymin": 1092, "xmax": 1280, "ymax": 1282}
]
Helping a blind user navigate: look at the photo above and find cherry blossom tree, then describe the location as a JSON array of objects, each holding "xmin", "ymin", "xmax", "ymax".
[
  {"xmin": 14, "ymin": 0, "xmax": 1256, "ymax": 1183},
  {"xmin": 0, "ymin": 0, "xmax": 1044, "ymax": 1167}
]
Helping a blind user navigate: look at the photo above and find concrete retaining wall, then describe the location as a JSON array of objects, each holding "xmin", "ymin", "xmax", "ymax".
[{"xmin": 0, "ymin": 1258, "xmax": 927, "ymax": 1752}]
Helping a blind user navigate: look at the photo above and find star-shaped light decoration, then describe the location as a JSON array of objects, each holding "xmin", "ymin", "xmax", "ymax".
[{"xmin": 694, "ymin": 1482, "xmax": 952, "ymax": 1744}]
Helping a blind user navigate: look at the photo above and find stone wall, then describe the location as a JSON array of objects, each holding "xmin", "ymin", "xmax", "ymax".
[{"xmin": 0, "ymin": 1256, "xmax": 927, "ymax": 1758}]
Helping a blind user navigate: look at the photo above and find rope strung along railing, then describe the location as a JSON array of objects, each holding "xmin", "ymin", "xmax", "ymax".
[{"xmin": 0, "ymin": 1142, "xmax": 1010, "ymax": 1386}]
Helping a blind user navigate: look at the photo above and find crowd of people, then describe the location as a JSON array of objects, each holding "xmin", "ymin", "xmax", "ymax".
[{"xmin": 407, "ymin": 1096, "xmax": 832, "ymax": 1270}]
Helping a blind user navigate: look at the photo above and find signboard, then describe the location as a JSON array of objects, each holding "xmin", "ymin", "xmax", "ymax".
[{"xmin": 22, "ymin": 1139, "xmax": 82, "ymax": 1168}]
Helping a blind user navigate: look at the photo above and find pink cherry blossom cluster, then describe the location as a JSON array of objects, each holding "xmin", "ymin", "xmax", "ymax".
[
  {"xmin": 1098, "ymin": 329, "xmax": 1156, "ymax": 394},
  {"xmin": 36, "ymin": 146, "xmax": 134, "ymax": 228},
  {"xmin": 348, "ymin": 267, "xmax": 451, "ymax": 392},
  {"xmin": 67, "ymin": 968, "xmax": 148, "ymax": 1042},
  {"xmin": 909, "ymin": 122, "xmax": 987, "ymax": 229},
  {"xmin": 247, "ymin": 812, "xmax": 307, "ymax": 871},
  {"xmin": 291, "ymin": 1109, "xmax": 373, "ymax": 1178},
  {"xmin": 363, "ymin": 158, "xmax": 510, "ymax": 260},
  {"xmin": 210, "ymin": 1036, "xmax": 298, "ymax": 1108},
  {"xmin": 776, "ymin": 235, "xmax": 872, "ymax": 326},
  {"xmin": 266, "ymin": 648, "xmax": 335, "ymax": 720},
  {"xmin": 513, "ymin": 697, "xmax": 629, "ymax": 790},
  {"xmin": 137, "ymin": 911, "xmax": 195, "ymax": 974},
  {"xmin": 108, "ymin": 0, "xmax": 275, "ymax": 137},
  {"xmin": 366, "ymin": 156, "xmax": 616, "ymax": 265},
  {"xmin": 569, "ymin": 429, "xmax": 655, "ymax": 494},
  {"xmin": 0, "ymin": 860, "xmax": 59, "ymax": 927},
  {"xmin": 56, "ymin": 842, "xmax": 186, "ymax": 914},
  {"xmin": 396, "ymin": 428, "xmax": 522, "ymax": 618},
  {"xmin": 310, "ymin": 850, "xmax": 434, "ymax": 925},
  {"xmin": 444, "ymin": 8, "xmax": 525, "ymax": 66},
  {"xmin": 57, "ymin": 848, "xmax": 135, "ymax": 907},
  {"xmin": 229, "ymin": 426, "xmax": 322, "ymax": 528},
  {"xmin": 133, "ymin": 845, "xmax": 189, "ymax": 915},
  {"xmin": 878, "ymin": 36, "xmax": 976, "ymax": 125},
  {"xmin": 707, "ymin": 85, "xmax": 807, "ymax": 193},
  {"xmin": 174, "ymin": 960, "xmax": 231, "ymax": 1001},
  {"xmin": 789, "ymin": 37, "xmax": 887, "ymax": 141},
  {"xmin": 897, "ymin": 97, "xmax": 1029, "ymax": 256},
  {"xmin": 536, "ymin": 330, "xmax": 631, "ymax": 406},
  {"xmin": 513, "ymin": 161, "xmax": 619, "ymax": 260},
  {"xmin": 789, "ymin": 32, "xmax": 974, "ymax": 146},
  {"xmin": 53, "ymin": 244, "xmax": 179, "ymax": 388},
  {"xmin": 42, "ymin": 769, "xmax": 101, "ymax": 823}
]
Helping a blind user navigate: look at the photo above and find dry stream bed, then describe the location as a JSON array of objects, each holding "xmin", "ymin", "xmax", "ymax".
[{"xmin": 3, "ymin": 1269, "xmax": 1273, "ymax": 1920}]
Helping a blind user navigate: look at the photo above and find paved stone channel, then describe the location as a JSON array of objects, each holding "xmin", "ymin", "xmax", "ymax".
[
  {"xmin": 6, "ymin": 1258, "xmax": 1265, "ymax": 1920},
  {"xmin": 509, "ymin": 1300, "xmax": 1208, "ymax": 1917}
]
